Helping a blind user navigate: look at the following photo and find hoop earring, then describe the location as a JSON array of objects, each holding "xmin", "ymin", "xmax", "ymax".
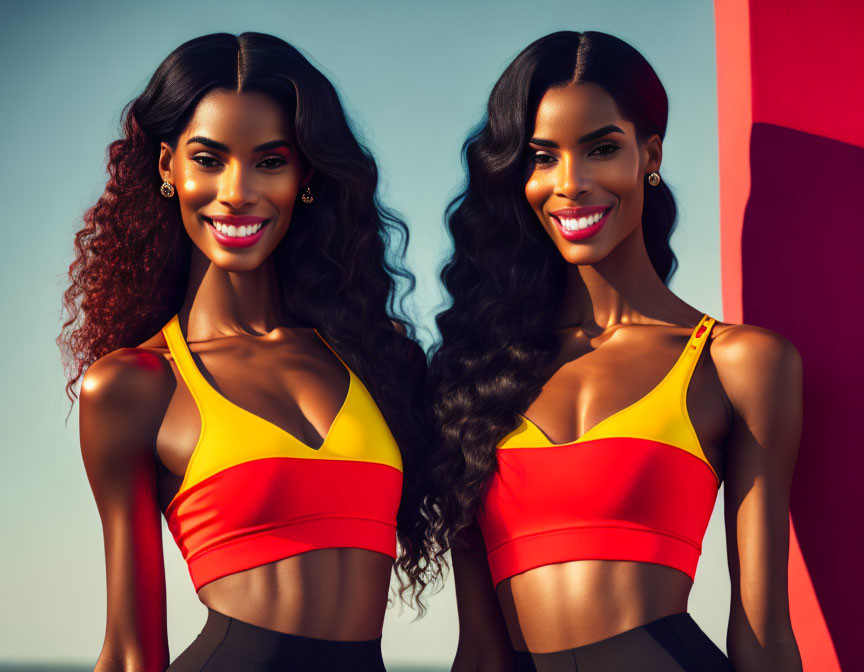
[
  {"xmin": 160, "ymin": 181, "xmax": 175, "ymax": 198},
  {"xmin": 300, "ymin": 186, "xmax": 314, "ymax": 204},
  {"xmin": 647, "ymin": 172, "xmax": 661, "ymax": 187}
]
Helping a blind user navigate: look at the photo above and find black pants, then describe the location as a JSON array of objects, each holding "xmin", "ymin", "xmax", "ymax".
[
  {"xmin": 513, "ymin": 612, "xmax": 732, "ymax": 672},
  {"xmin": 167, "ymin": 608, "xmax": 387, "ymax": 672}
]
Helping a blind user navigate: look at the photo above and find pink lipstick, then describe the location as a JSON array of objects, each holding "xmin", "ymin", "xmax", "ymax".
[
  {"xmin": 549, "ymin": 205, "xmax": 612, "ymax": 241},
  {"xmin": 203, "ymin": 214, "xmax": 269, "ymax": 249}
]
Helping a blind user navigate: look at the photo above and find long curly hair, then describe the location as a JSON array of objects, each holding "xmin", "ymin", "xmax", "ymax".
[
  {"xmin": 57, "ymin": 32, "xmax": 441, "ymax": 610},
  {"xmin": 427, "ymin": 31, "xmax": 680, "ymax": 546}
]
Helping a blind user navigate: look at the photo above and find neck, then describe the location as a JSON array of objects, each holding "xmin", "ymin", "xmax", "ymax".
[
  {"xmin": 554, "ymin": 226, "xmax": 697, "ymax": 333},
  {"xmin": 179, "ymin": 247, "xmax": 298, "ymax": 342}
]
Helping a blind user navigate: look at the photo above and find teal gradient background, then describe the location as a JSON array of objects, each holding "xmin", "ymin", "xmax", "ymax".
[{"xmin": 0, "ymin": 0, "xmax": 723, "ymax": 667}]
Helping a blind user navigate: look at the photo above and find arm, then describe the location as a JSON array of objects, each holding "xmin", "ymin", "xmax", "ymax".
[
  {"xmin": 451, "ymin": 521, "xmax": 515, "ymax": 672},
  {"xmin": 713, "ymin": 325, "xmax": 803, "ymax": 671},
  {"xmin": 79, "ymin": 349, "xmax": 173, "ymax": 672}
]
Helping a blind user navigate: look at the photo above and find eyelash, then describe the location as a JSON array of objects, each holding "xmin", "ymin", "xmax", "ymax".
[
  {"xmin": 191, "ymin": 155, "xmax": 221, "ymax": 168},
  {"xmin": 590, "ymin": 142, "xmax": 620, "ymax": 157},
  {"xmin": 532, "ymin": 152, "xmax": 556, "ymax": 165},
  {"xmin": 190, "ymin": 155, "xmax": 288, "ymax": 169},
  {"xmin": 530, "ymin": 142, "xmax": 621, "ymax": 165},
  {"xmin": 259, "ymin": 156, "xmax": 288, "ymax": 169}
]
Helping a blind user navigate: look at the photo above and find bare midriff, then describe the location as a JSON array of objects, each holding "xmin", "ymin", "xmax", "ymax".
[
  {"xmin": 497, "ymin": 559, "xmax": 692, "ymax": 652},
  {"xmin": 196, "ymin": 548, "xmax": 394, "ymax": 640}
]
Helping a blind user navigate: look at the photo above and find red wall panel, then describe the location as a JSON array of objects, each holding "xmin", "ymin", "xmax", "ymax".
[{"xmin": 715, "ymin": 1, "xmax": 863, "ymax": 670}]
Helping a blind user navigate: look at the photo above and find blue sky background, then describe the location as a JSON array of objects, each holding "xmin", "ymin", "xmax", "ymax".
[{"xmin": 0, "ymin": 0, "xmax": 723, "ymax": 666}]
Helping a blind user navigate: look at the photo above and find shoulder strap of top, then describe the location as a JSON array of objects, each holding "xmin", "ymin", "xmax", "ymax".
[
  {"xmin": 313, "ymin": 328, "xmax": 353, "ymax": 375},
  {"xmin": 673, "ymin": 313, "xmax": 716, "ymax": 392},
  {"xmin": 631, "ymin": 313, "xmax": 716, "ymax": 415},
  {"xmin": 688, "ymin": 313, "xmax": 716, "ymax": 357},
  {"xmin": 161, "ymin": 314, "xmax": 214, "ymax": 409}
]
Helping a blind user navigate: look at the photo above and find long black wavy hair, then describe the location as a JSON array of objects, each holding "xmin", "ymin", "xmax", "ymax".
[
  {"xmin": 427, "ymin": 31, "xmax": 680, "ymax": 544},
  {"xmin": 58, "ymin": 32, "xmax": 440, "ymax": 609}
]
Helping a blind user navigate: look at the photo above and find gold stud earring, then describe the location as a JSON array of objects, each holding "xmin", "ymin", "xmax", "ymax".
[
  {"xmin": 300, "ymin": 186, "xmax": 314, "ymax": 204},
  {"xmin": 160, "ymin": 181, "xmax": 175, "ymax": 198},
  {"xmin": 647, "ymin": 172, "xmax": 661, "ymax": 187}
]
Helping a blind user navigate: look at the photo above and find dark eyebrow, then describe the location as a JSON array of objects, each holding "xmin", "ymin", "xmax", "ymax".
[
  {"xmin": 529, "ymin": 125, "xmax": 625, "ymax": 148},
  {"xmin": 578, "ymin": 125, "xmax": 625, "ymax": 143},
  {"xmin": 252, "ymin": 139, "xmax": 294, "ymax": 152},
  {"xmin": 186, "ymin": 136, "xmax": 229, "ymax": 152},
  {"xmin": 185, "ymin": 137, "xmax": 294, "ymax": 153}
]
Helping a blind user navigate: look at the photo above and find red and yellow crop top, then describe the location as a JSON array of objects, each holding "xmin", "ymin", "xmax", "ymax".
[
  {"xmin": 476, "ymin": 314, "xmax": 720, "ymax": 588},
  {"xmin": 161, "ymin": 314, "xmax": 403, "ymax": 591}
]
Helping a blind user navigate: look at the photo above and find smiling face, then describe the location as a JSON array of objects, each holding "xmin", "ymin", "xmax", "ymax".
[
  {"xmin": 524, "ymin": 81, "xmax": 661, "ymax": 265},
  {"xmin": 158, "ymin": 89, "xmax": 310, "ymax": 272}
]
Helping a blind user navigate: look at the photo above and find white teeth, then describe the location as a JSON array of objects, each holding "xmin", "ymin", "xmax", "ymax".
[
  {"xmin": 558, "ymin": 211, "xmax": 605, "ymax": 231},
  {"xmin": 210, "ymin": 221, "xmax": 264, "ymax": 237}
]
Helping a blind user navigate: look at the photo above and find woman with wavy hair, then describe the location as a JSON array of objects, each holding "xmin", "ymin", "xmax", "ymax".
[
  {"xmin": 58, "ymin": 32, "xmax": 435, "ymax": 672},
  {"xmin": 429, "ymin": 31, "xmax": 802, "ymax": 671}
]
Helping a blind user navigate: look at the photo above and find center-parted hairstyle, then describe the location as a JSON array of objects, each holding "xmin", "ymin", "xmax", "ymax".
[
  {"xmin": 427, "ymin": 31, "xmax": 680, "ymax": 545},
  {"xmin": 58, "ymin": 32, "xmax": 440, "ymax": 608}
]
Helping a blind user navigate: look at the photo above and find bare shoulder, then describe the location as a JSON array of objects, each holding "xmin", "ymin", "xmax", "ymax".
[
  {"xmin": 709, "ymin": 322, "xmax": 801, "ymax": 381},
  {"xmin": 706, "ymin": 321, "xmax": 803, "ymax": 422},
  {"xmin": 81, "ymin": 344, "xmax": 174, "ymax": 415},
  {"xmin": 79, "ymin": 344, "xmax": 175, "ymax": 468}
]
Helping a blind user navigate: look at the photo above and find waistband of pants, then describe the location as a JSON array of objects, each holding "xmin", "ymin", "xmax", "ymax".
[{"xmin": 200, "ymin": 607, "xmax": 384, "ymax": 663}]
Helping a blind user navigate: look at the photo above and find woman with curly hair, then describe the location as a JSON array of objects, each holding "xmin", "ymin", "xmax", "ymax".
[
  {"xmin": 429, "ymin": 31, "xmax": 803, "ymax": 671},
  {"xmin": 58, "ymin": 32, "xmax": 436, "ymax": 672}
]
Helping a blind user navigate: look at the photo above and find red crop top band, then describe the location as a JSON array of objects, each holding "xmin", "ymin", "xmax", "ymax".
[
  {"xmin": 476, "ymin": 314, "xmax": 720, "ymax": 587},
  {"xmin": 161, "ymin": 314, "xmax": 403, "ymax": 591}
]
